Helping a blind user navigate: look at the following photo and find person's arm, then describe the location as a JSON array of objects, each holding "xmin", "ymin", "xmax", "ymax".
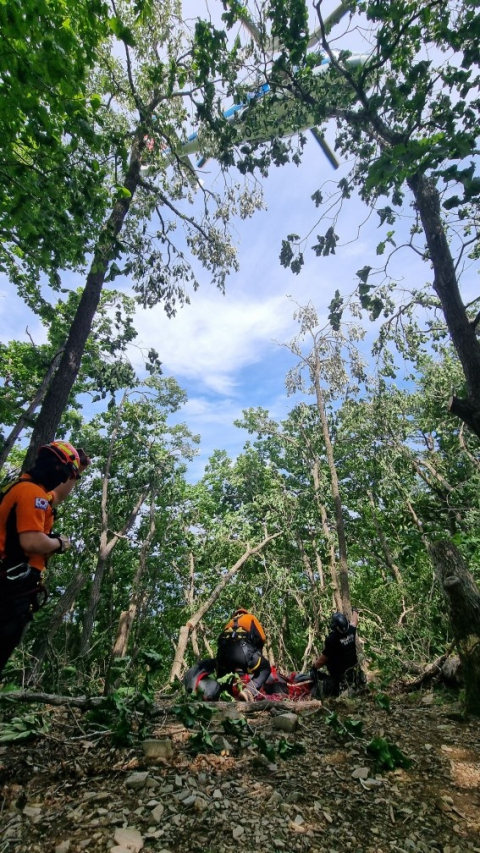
[
  {"xmin": 312, "ymin": 651, "xmax": 328, "ymax": 670},
  {"xmin": 19, "ymin": 531, "xmax": 66, "ymax": 556},
  {"xmin": 351, "ymin": 607, "xmax": 359, "ymax": 628}
]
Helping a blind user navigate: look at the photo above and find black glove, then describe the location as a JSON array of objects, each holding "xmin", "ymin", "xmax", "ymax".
[
  {"xmin": 309, "ymin": 667, "xmax": 318, "ymax": 683},
  {"xmin": 49, "ymin": 533, "xmax": 71, "ymax": 553}
]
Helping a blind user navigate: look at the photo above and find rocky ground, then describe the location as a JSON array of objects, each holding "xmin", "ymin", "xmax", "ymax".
[{"xmin": 0, "ymin": 690, "xmax": 479, "ymax": 853}]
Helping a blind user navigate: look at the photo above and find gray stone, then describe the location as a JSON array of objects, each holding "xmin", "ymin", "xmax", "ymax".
[
  {"xmin": 232, "ymin": 826, "xmax": 245, "ymax": 839},
  {"xmin": 114, "ymin": 827, "xmax": 144, "ymax": 852},
  {"xmin": 212, "ymin": 734, "xmax": 234, "ymax": 752},
  {"xmin": 272, "ymin": 713, "xmax": 299, "ymax": 733},
  {"xmin": 149, "ymin": 803, "xmax": 165, "ymax": 824},
  {"xmin": 142, "ymin": 738, "xmax": 173, "ymax": 759},
  {"xmin": 351, "ymin": 766, "xmax": 369, "ymax": 779},
  {"xmin": 125, "ymin": 772, "xmax": 150, "ymax": 791},
  {"xmin": 23, "ymin": 806, "xmax": 42, "ymax": 819}
]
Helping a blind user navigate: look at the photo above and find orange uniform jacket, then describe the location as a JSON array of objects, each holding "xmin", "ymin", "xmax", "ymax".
[{"xmin": 0, "ymin": 476, "xmax": 55, "ymax": 573}]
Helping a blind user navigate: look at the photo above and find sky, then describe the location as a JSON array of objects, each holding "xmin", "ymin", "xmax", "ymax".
[{"xmin": 0, "ymin": 1, "xmax": 477, "ymax": 482}]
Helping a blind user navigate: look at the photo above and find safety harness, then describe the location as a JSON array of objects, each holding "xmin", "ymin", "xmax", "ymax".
[{"xmin": 217, "ymin": 614, "xmax": 262, "ymax": 674}]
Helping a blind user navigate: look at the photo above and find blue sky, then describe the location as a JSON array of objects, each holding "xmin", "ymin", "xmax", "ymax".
[{"xmin": 1, "ymin": 1, "xmax": 477, "ymax": 481}]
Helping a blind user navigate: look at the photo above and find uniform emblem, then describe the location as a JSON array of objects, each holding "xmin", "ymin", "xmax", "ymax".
[{"xmin": 35, "ymin": 497, "xmax": 49, "ymax": 510}]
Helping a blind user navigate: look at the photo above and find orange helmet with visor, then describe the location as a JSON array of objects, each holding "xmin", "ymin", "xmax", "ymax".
[{"xmin": 40, "ymin": 441, "xmax": 81, "ymax": 479}]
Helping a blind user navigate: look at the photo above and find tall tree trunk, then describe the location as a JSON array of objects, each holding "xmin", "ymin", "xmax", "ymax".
[
  {"xmin": 408, "ymin": 173, "xmax": 480, "ymax": 438},
  {"xmin": 313, "ymin": 365, "xmax": 351, "ymax": 612},
  {"xmin": 169, "ymin": 530, "xmax": 281, "ymax": 682},
  {"xmin": 311, "ymin": 458, "xmax": 341, "ymax": 608},
  {"xmin": 23, "ymin": 133, "xmax": 146, "ymax": 468},
  {"xmin": 80, "ymin": 485, "xmax": 149, "ymax": 656},
  {"xmin": 111, "ymin": 491, "xmax": 158, "ymax": 659},
  {"xmin": 430, "ymin": 540, "xmax": 480, "ymax": 716},
  {"xmin": 79, "ymin": 395, "xmax": 150, "ymax": 656}
]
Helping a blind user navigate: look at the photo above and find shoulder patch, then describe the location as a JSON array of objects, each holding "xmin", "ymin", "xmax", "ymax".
[{"xmin": 35, "ymin": 497, "xmax": 49, "ymax": 510}]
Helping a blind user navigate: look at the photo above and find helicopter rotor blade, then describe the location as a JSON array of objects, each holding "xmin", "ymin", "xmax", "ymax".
[
  {"xmin": 307, "ymin": 1, "xmax": 354, "ymax": 49},
  {"xmin": 309, "ymin": 127, "xmax": 340, "ymax": 169},
  {"xmin": 231, "ymin": 0, "xmax": 352, "ymax": 53}
]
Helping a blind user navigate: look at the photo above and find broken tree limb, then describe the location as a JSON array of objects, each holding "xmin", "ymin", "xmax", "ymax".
[
  {"xmin": 0, "ymin": 690, "xmax": 323, "ymax": 717},
  {"xmin": 399, "ymin": 644, "xmax": 455, "ymax": 692}
]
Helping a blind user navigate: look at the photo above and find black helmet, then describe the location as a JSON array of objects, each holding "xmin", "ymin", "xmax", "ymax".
[{"xmin": 330, "ymin": 612, "xmax": 349, "ymax": 634}]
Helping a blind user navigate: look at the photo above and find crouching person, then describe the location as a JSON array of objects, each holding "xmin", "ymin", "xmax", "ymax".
[
  {"xmin": 311, "ymin": 609, "xmax": 366, "ymax": 698},
  {"xmin": 216, "ymin": 607, "xmax": 271, "ymax": 701}
]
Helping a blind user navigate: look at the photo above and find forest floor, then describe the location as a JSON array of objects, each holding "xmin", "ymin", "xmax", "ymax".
[{"xmin": 0, "ymin": 688, "xmax": 479, "ymax": 853}]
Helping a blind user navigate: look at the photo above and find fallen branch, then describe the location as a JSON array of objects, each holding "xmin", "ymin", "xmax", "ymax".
[
  {"xmin": 0, "ymin": 691, "xmax": 107, "ymax": 710},
  {"xmin": 0, "ymin": 691, "xmax": 323, "ymax": 716},
  {"xmin": 398, "ymin": 643, "xmax": 455, "ymax": 692}
]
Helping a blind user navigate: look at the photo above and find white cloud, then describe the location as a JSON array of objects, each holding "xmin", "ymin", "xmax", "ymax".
[{"xmin": 131, "ymin": 290, "xmax": 296, "ymax": 395}]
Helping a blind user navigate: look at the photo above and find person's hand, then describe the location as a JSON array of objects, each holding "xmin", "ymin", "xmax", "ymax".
[
  {"xmin": 77, "ymin": 449, "xmax": 91, "ymax": 473},
  {"xmin": 49, "ymin": 533, "xmax": 71, "ymax": 553}
]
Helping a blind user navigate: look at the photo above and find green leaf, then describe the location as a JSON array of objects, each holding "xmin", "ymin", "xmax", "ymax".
[
  {"xmin": 115, "ymin": 186, "xmax": 132, "ymax": 199},
  {"xmin": 367, "ymin": 737, "xmax": 412, "ymax": 770},
  {"xmin": 356, "ymin": 266, "xmax": 372, "ymax": 285}
]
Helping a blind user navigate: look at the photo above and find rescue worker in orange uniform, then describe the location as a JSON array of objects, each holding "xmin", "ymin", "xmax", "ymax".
[
  {"xmin": 216, "ymin": 607, "xmax": 271, "ymax": 701},
  {"xmin": 0, "ymin": 441, "xmax": 91, "ymax": 676}
]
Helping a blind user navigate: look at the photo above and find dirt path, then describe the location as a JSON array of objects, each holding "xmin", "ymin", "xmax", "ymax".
[{"xmin": 0, "ymin": 692, "xmax": 479, "ymax": 853}]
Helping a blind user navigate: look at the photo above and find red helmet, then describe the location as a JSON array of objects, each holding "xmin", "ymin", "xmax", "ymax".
[{"xmin": 40, "ymin": 441, "xmax": 81, "ymax": 479}]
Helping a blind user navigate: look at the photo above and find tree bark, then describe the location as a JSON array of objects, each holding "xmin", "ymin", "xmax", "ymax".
[
  {"xmin": 311, "ymin": 458, "xmax": 341, "ymax": 609},
  {"xmin": 111, "ymin": 490, "xmax": 158, "ymax": 659},
  {"xmin": 408, "ymin": 173, "xmax": 480, "ymax": 438},
  {"xmin": 313, "ymin": 365, "xmax": 351, "ymax": 612},
  {"xmin": 430, "ymin": 540, "xmax": 480, "ymax": 716},
  {"xmin": 23, "ymin": 133, "xmax": 146, "ymax": 468}
]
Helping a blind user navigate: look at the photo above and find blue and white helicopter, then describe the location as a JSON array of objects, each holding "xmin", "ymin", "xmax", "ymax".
[
  {"xmin": 179, "ymin": 1, "xmax": 369, "ymax": 171},
  {"xmin": 145, "ymin": 2, "xmax": 368, "ymax": 176}
]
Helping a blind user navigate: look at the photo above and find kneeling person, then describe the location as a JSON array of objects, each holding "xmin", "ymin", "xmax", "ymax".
[
  {"xmin": 216, "ymin": 607, "xmax": 271, "ymax": 701},
  {"xmin": 312, "ymin": 609, "xmax": 365, "ymax": 697}
]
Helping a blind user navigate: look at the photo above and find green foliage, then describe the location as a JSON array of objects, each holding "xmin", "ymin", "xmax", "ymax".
[
  {"xmin": 173, "ymin": 700, "xmax": 214, "ymax": 730},
  {"xmin": 253, "ymin": 733, "xmax": 305, "ymax": 761},
  {"xmin": 0, "ymin": 712, "xmax": 51, "ymax": 743},
  {"xmin": 374, "ymin": 692, "xmax": 392, "ymax": 712},
  {"xmin": 326, "ymin": 711, "xmax": 363, "ymax": 740},
  {"xmin": 222, "ymin": 715, "xmax": 254, "ymax": 745},
  {"xmin": 188, "ymin": 726, "xmax": 216, "ymax": 754},
  {"xmin": 0, "ymin": 0, "xmax": 111, "ymax": 287},
  {"xmin": 276, "ymin": 737, "xmax": 306, "ymax": 759},
  {"xmin": 367, "ymin": 736, "xmax": 412, "ymax": 771},
  {"xmin": 253, "ymin": 734, "xmax": 276, "ymax": 763},
  {"xmin": 85, "ymin": 692, "xmax": 136, "ymax": 746}
]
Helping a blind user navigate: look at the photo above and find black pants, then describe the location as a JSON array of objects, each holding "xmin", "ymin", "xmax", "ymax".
[
  {"xmin": 317, "ymin": 665, "xmax": 366, "ymax": 698},
  {"xmin": 0, "ymin": 567, "xmax": 43, "ymax": 677},
  {"xmin": 216, "ymin": 640, "xmax": 271, "ymax": 690}
]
